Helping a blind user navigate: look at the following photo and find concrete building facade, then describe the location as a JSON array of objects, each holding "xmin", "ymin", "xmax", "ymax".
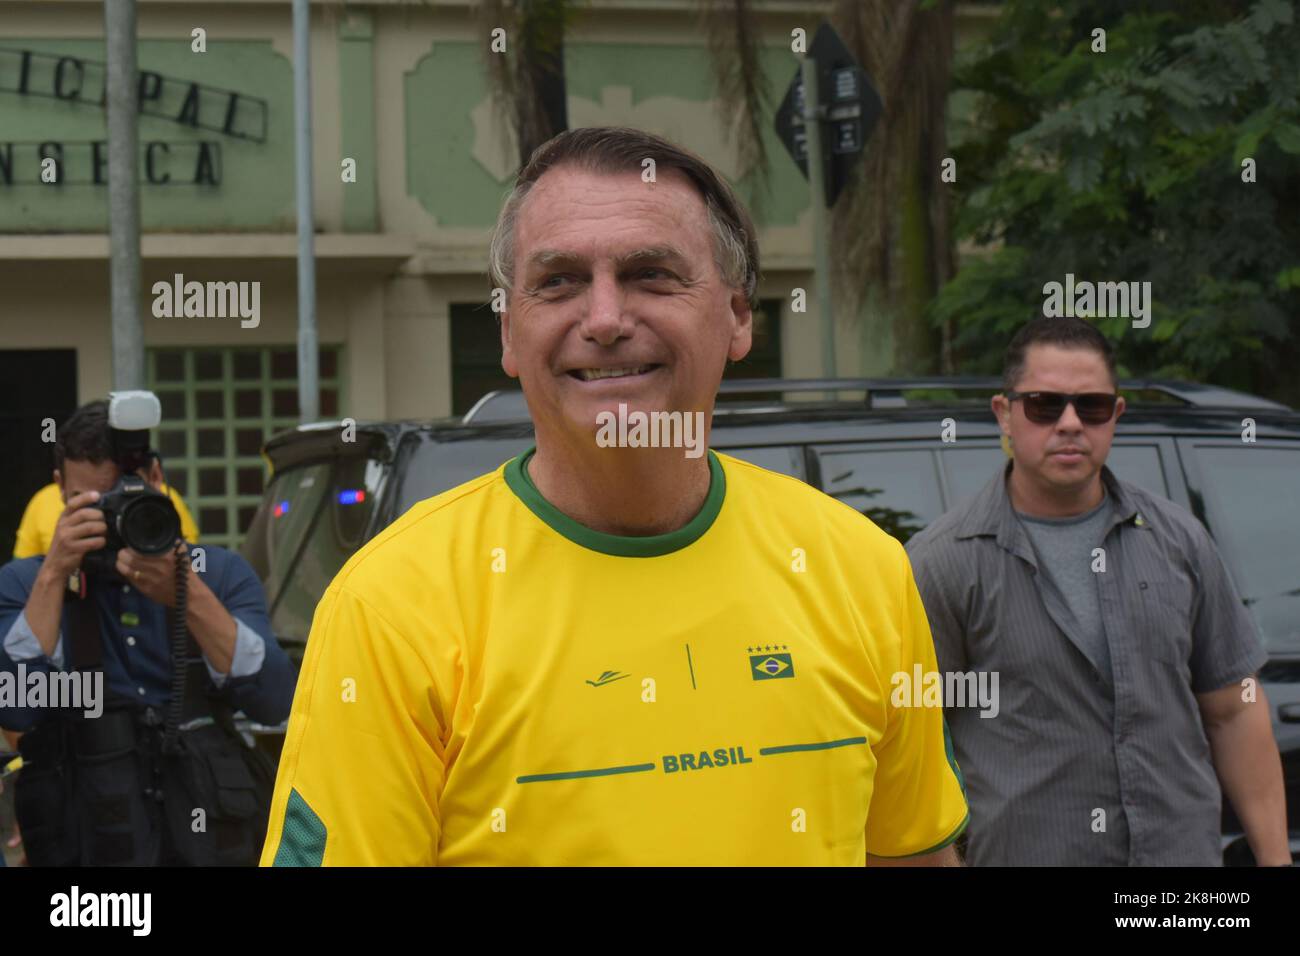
[{"xmin": 0, "ymin": 0, "xmax": 989, "ymax": 549}]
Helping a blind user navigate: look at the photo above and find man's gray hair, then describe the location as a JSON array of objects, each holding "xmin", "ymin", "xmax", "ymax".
[{"xmin": 487, "ymin": 127, "xmax": 760, "ymax": 306}]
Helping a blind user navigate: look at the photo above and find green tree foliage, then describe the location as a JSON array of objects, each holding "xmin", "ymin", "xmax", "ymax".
[{"xmin": 932, "ymin": 0, "xmax": 1300, "ymax": 404}]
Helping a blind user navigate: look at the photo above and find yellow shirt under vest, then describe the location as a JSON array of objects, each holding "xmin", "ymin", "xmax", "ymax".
[{"xmin": 262, "ymin": 450, "xmax": 967, "ymax": 866}]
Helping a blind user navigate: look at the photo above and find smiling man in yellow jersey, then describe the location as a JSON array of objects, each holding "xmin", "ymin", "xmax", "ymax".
[{"xmin": 261, "ymin": 127, "xmax": 967, "ymax": 866}]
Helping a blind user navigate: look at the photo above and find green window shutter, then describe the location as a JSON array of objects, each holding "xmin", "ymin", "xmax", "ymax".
[{"xmin": 147, "ymin": 345, "xmax": 344, "ymax": 550}]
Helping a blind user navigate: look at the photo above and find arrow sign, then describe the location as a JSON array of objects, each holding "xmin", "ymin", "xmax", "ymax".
[{"xmin": 774, "ymin": 23, "xmax": 883, "ymax": 207}]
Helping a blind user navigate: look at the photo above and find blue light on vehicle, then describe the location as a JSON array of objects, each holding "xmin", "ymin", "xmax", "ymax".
[
  {"xmin": 273, "ymin": 500, "xmax": 290, "ymax": 517},
  {"xmin": 338, "ymin": 489, "xmax": 366, "ymax": 505}
]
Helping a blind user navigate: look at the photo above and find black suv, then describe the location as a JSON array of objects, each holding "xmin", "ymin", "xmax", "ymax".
[{"xmin": 242, "ymin": 378, "xmax": 1300, "ymax": 865}]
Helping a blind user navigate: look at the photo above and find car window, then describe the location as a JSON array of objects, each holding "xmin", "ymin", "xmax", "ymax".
[
  {"xmin": 397, "ymin": 436, "xmax": 533, "ymax": 514},
  {"xmin": 1106, "ymin": 443, "xmax": 1170, "ymax": 498},
  {"xmin": 721, "ymin": 445, "xmax": 805, "ymax": 480},
  {"xmin": 939, "ymin": 444, "xmax": 1006, "ymax": 508},
  {"xmin": 816, "ymin": 447, "xmax": 941, "ymax": 544},
  {"xmin": 939, "ymin": 442, "xmax": 1173, "ymax": 512},
  {"xmin": 1188, "ymin": 444, "xmax": 1300, "ymax": 658},
  {"xmin": 244, "ymin": 456, "xmax": 386, "ymax": 651}
]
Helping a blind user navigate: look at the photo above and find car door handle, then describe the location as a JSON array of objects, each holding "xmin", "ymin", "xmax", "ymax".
[{"xmin": 1279, "ymin": 703, "xmax": 1300, "ymax": 724}]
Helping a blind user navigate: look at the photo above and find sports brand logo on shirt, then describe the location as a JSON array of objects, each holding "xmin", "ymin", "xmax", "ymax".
[{"xmin": 585, "ymin": 670, "xmax": 629, "ymax": 688}]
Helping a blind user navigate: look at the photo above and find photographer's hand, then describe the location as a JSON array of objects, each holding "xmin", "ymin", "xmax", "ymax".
[
  {"xmin": 44, "ymin": 491, "xmax": 107, "ymax": 580},
  {"xmin": 116, "ymin": 544, "xmax": 182, "ymax": 608},
  {"xmin": 117, "ymin": 544, "xmax": 237, "ymax": 676},
  {"xmin": 25, "ymin": 491, "xmax": 109, "ymax": 658}
]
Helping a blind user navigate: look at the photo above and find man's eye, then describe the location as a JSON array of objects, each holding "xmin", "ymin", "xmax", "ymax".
[
  {"xmin": 637, "ymin": 268, "xmax": 672, "ymax": 281},
  {"xmin": 540, "ymin": 274, "xmax": 580, "ymax": 291}
]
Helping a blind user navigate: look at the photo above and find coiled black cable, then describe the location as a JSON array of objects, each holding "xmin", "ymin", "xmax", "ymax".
[{"xmin": 161, "ymin": 542, "xmax": 188, "ymax": 754}]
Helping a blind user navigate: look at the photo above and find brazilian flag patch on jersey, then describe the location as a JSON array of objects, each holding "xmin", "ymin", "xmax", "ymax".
[{"xmin": 750, "ymin": 652, "xmax": 795, "ymax": 680}]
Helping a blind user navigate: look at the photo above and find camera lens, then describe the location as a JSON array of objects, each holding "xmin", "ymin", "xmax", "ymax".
[{"xmin": 120, "ymin": 495, "xmax": 181, "ymax": 554}]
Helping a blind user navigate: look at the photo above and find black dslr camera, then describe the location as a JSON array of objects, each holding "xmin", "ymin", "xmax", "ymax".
[{"xmin": 80, "ymin": 391, "xmax": 181, "ymax": 581}]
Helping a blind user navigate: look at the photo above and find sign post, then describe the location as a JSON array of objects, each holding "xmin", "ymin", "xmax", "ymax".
[
  {"xmin": 799, "ymin": 57, "xmax": 836, "ymax": 384},
  {"xmin": 105, "ymin": 0, "xmax": 143, "ymax": 390},
  {"xmin": 293, "ymin": 0, "xmax": 319, "ymax": 423},
  {"xmin": 775, "ymin": 24, "xmax": 882, "ymax": 385}
]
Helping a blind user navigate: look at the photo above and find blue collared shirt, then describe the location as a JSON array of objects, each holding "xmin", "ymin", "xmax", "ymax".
[{"xmin": 0, "ymin": 546, "xmax": 296, "ymax": 731}]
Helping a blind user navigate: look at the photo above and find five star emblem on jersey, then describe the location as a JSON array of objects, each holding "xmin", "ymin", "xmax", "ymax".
[{"xmin": 749, "ymin": 646, "xmax": 795, "ymax": 681}]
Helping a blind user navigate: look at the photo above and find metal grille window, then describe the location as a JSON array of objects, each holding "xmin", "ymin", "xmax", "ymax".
[{"xmin": 146, "ymin": 346, "xmax": 343, "ymax": 549}]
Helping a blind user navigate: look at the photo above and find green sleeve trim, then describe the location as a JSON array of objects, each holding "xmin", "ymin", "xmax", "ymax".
[
  {"xmin": 271, "ymin": 788, "xmax": 327, "ymax": 867},
  {"xmin": 503, "ymin": 446, "xmax": 726, "ymax": 557},
  {"xmin": 868, "ymin": 715, "xmax": 971, "ymax": 860},
  {"xmin": 943, "ymin": 714, "xmax": 967, "ymax": 798},
  {"xmin": 872, "ymin": 810, "xmax": 970, "ymax": 860}
]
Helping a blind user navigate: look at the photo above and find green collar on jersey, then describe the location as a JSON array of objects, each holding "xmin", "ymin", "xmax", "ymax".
[{"xmin": 504, "ymin": 447, "xmax": 726, "ymax": 558}]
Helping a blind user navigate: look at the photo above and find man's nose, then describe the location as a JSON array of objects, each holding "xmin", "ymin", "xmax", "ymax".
[
  {"xmin": 1055, "ymin": 401, "xmax": 1085, "ymax": 432},
  {"xmin": 579, "ymin": 271, "xmax": 632, "ymax": 346}
]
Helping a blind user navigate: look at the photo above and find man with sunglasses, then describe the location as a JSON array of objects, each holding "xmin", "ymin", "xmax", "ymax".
[{"xmin": 906, "ymin": 316, "xmax": 1290, "ymax": 866}]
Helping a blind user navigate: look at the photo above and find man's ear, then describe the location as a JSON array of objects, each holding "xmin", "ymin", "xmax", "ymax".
[
  {"xmin": 991, "ymin": 394, "xmax": 1012, "ymax": 436},
  {"xmin": 727, "ymin": 291, "xmax": 754, "ymax": 362},
  {"xmin": 500, "ymin": 310, "xmax": 520, "ymax": 379},
  {"xmin": 143, "ymin": 457, "xmax": 166, "ymax": 491},
  {"xmin": 54, "ymin": 468, "xmax": 66, "ymax": 504},
  {"xmin": 1114, "ymin": 394, "xmax": 1126, "ymax": 421}
]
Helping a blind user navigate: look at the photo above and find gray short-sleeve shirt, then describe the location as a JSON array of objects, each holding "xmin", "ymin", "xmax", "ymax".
[{"xmin": 905, "ymin": 462, "xmax": 1266, "ymax": 866}]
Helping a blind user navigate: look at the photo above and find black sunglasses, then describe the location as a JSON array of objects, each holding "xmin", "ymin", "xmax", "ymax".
[{"xmin": 1004, "ymin": 391, "xmax": 1118, "ymax": 425}]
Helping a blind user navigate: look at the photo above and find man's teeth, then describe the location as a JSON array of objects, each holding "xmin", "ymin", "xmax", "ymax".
[{"xmin": 577, "ymin": 365, "xmax": 652, "ymax": 381}]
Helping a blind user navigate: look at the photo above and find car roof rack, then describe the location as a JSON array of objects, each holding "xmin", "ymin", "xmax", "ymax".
[
  {"xmin": 716, "ymin": 378, "xmax": 1291, "ymax": 410},
  {"xmin": 461, "ymin": 389, "xmax": 531, "ymax": 424},
  {"xmin": 717, "ymin": 377, "xmax": 996, "ymax": 409},
  {"xmin": 461, "ymin": 377, "xmax": 1289, "ymax": 424},
  {"xmin": 1116, "ymin": 380, "xmax": 1292, "ymax": 411}
]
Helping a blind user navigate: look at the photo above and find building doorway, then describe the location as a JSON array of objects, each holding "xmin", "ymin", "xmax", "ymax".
[{"xmin": 0, "ymin": 349, "xmax": 78, "ymax": 558}]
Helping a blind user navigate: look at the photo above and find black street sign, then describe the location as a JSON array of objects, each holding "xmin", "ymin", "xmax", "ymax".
[{"xmin": 774, "ymin": 23, "xmax": 883, "ymax": 207}]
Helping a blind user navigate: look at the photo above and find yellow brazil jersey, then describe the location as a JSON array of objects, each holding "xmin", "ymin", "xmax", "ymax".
[
  {"xmin": 13, "ymin": 482, "xmax": 199, "ymax": 559},
  {"xmin": 261, "ymin": 449, "xmax": 967, "ymax": 866}
]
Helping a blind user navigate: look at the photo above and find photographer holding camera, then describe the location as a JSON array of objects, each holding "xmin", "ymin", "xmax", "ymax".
[{"xmin": 0, "ymin": 396, "xmax": 296, "ymax": 866}]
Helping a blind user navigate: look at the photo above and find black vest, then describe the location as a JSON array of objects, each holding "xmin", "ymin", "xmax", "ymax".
[{"xmin": 13, "ymin": 590, "xmax": 275, "ymax": 866}]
